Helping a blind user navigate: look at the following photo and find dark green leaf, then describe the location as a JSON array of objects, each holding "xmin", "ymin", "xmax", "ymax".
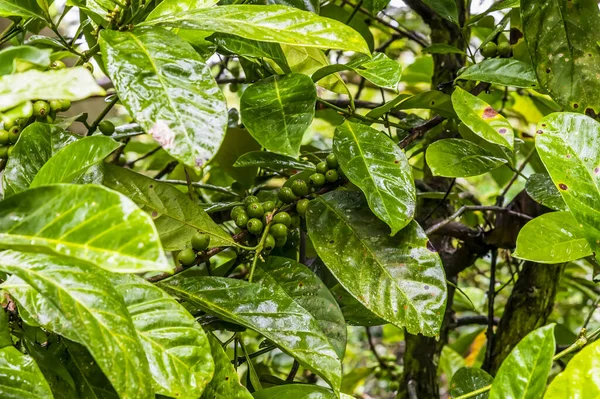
[
  {"xmin": 0, "ymin": 0, "xmax": 46, "ymax": 19},
  {"xmin": 0, "ymin": 46, "xmax": 52, "ymax": 75},
  {"xmin": 202, "ymin": 334, "xmax": 252, "ymax": 399},
  {"xmin": 422, "ymin": 0, "xmax": 459, "ymax": 24},
  {"xmin": 100, "ymin": 27, "xmax": 228, "ymax": 169},
  {"xmin": 330, "ymin": 284, "xmax": 386, "ymax": 326},
  {"xmin": 213, "ymin": 128, "xmax": 261, "ymax": 188},
  {"xmin": 241, "ymin": 73, "xmax": 316, "ymax": 158},
  {"xmin": 142, "ymin": 5, "xmax": 371, "ymax": 55},
  {"xmin": 422, "ymin": 43, "xmax": 466, "ymax": 55},
  {"xmin": 457, "ymin": 59, "xmax": 538, "ymax": 88},
  {"xmin": 0, "ymin": 184, "xmax": 171, "ymax": 273},
  {"xmin": 544, "ymin": 339, "xmax": 600, "ymax": 398},
  {"xmin": 63, "ymin": 340, "xmax": 119, "ymax": 399},
  {"xmin": 306, "ymin": 190, "xmax": 446, "ymax": 336},
  {"xmin": 208, "ymin": 33, "xmax": 289, "ymax": 72},
  {"xmin": 234, "ymin": 151, "xmax": 315, "ymax": 171},
  {"xmin": 489, "ymin": 324, "xmax": 555, "ymax": 399},
  {"xmin": 514, "ymin": 212, "xmax": 592, "ymax": 263},
  {"xmin": 0, "ymin": 346, "xmax": 53, "ymax": 399},
  {"xmin": 0, "ymin": 251, "xmax": 153, "ymax": 399},
  {"xmin": 522, "ymin": 0, "xmax": 600, "ymax": 112},
  {"xmin": 333, "ymin": 121, "xmax": 416, "ymax": 234},
  {"xmin": 426, "ymin": 138, "xmax": 507, "ymax": 177},
  {"xmin": 160, "ymin": 275, "xmax": 342, "ymax": 391},
  {"xmin": 449, "ymin": 367, "xmax": 493, "ymax": 399},
  {"xmin": 252, "ymin": 384, "xmax": 336, "ymax": 398},
  {"xmin": 525, "ymin": 173, "xmax": 567, "ymax": 211},
  {"xmin": 0, "ymin": 311, "xmax": 9, "ymax": 349}
]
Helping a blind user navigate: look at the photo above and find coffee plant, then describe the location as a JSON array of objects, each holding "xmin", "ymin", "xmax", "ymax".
[{"xmin": 0, "ymin": 0, "xmax": 599, "ymax": 398}]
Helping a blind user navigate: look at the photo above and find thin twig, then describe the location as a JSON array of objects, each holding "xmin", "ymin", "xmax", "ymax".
[
  {"xmin": 425, "ymin": 206, "xmax": 532, "ymax": 235},
  {"xmin": 500, "ymin": 147, "xmax": 536, "ymax": 198},
  {"xmin": 483, "ymin": 249, "xmax": 497, "ymax": 371},
  {"xmin": 87, "ymin": 96, "xmax": 119, "ymax": 136},
  {"xmin": 160, "ymin": 180, "xmax": 242, "ymax": 198},
  {"xmin": 286, "ymin": 361, "xmax": 300, "ymax": 382}
]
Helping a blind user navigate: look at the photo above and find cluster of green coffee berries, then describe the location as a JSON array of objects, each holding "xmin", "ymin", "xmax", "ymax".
[
  {"xmin": 480, "ymin": 41, "xmax": 512, "ymax": 58},
  {"xmin": 177, "ymin": 231, "xmax": 211, "ymax": 266},
  {"xmin": 278, "ymin": 153, "xmax": 342, "ymax": 204},
  {"xmin": 374, "ymin": 354, "xmax": 402, "ymax": 391}
]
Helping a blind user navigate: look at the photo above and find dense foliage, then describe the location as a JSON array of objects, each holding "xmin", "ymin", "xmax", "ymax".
[{"xmin": 0, "ymin": 0, "xmax": 599, "ymax": 398}]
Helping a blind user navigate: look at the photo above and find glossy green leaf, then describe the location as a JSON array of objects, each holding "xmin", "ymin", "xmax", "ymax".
[
  {"xmin": 142, "ymin": 5, "xmax": 370, "ymax": 55},
  {"xmin": 422, "ymin": 43, "xmax": 466, "ymax": 55},
  {"xmin": 208, "ymin": 33, "xmax": 289, "ymax": 72},
  {"xmin": 252, "ymin": 384, "xmax": 336, "ymax": 398},
  {"xmin": 330, "ymin": 283, "xmax": 386, "ymax": 326},
  {"xmin": 0, "ymin": 345, "xmax": 53, "ymax": 399},
  {"xmin": 422, "ymin": 0, "xmax": 459, "ymax": 24},
  {"xmin": 514, "ymin": 212, "xmax": 592, "ymax": 263},
  {"xmin": 160, "ymin": 275, "xmax": 342, "ymax": 391},
  {"xmin": 394, "ymin": 91, "xmax": 455, "ymax": 119},
  {"xmin": 0, "ymin": 46, "xmax": 52, "ymax": 75},
  {"xmin": 234, "ymin": 151, "xmax": 315, "ymax": 171},
  {"xmin": 522, "ymin": 0, "xmax": 600, "ymax": 112},
  {"xmin": 306, "ymin": 190, "xmax": 447, "ymax": 336},
  {"xmin": 333, "ymin": 121, "xmax": 416, "ymax": 235},
  {"xmin": 469, "ymin": 0, "xmax": 519, "ymax": 24},
  {"xmin": 0, "ymin": 67, "xmax": 104, "ymax": 112},
  {"xmin": 0, "ymin": 0, "xmax": 46, "ymax": 19},
  {"xmin": 452, "ymin": 87, "xmax": 514, "ymax": 150},
  {"xmin": 146, "ymin": 0, "xmax": 219, "ymax": 21},
  {"xmin": 426, "ymin": 138, "xmax": 507, "ymax": 178},
  {"xmin": 213, "ymin": 128, "xmax": 261, "ymax": 188},
  {"xmin": 0, "ymin": 184, "xmax": 171, "ymax": 273},
  {"xmin": 256, "ymin": 256, "xmax": 347, "ymax": 359},
  {"xmin": 100, "ymin": 27, "xmax": 228, "ymax": 169},
  {"xmin": 284, "ymin": 45, "xmax": 349, "ymax": 95},
  {"xmin": 0, "ymin": 251, "xmax": 153, "ymax": 399},
  {"xmin": 458, "ymin": 123, "xmax": 514, "ymax": 166},
  {"xmin": 450, "ymin": 367, "xmax": 493, "ymax": 399},
  {"xmin": 63, "ymin": 340, "xmax": 119, "ymax": 399},
  {"xmin": 457, "ymin": 59, "xmax": 538, "ymax": 88},
  {"xmin": 108, "ymin": 273, "xmax": 214, "ymax": 399},
  {"xmin": 312, "ymin": 53, "xmax": 401, "ymax": 90},
  {"xmin": 0, "ymin": 310, "xmax": 9, "ymax": 348},
  {"xmin": 241, "ymin": 73, "xmax": 316, "ymax": 157},
  {"xmin": 489, "ymin": 324, "xmax": 555, "ymax": 399},
  {"xmin": 202, "ymin": 334, "xmax": 252, "ymax": 399},
  {"xmin": 30, "ymin": 136, "xmax": 119, "ymax": 188},
  {"xmin": 525, "ymin": 173, "xmax": 567, "ymax": 211},
  {"xmin": 2, "ymin": 123, "xmax": 78, "ymax": 196},
  {"xmin": 544, "ymin": 339, "xmax": 600, "ymax": 398},
  {"xmin": 102, "ymin": 164, "xmax": 235, "ymax": 250},
  {"xmin": 535, "ymin": 113, "xmax": 600, "ymax": 265}
]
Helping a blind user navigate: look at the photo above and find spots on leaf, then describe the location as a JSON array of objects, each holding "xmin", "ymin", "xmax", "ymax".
[
  {"xmin": 149, "ymin": 120, "xmax": 174, "ymax": 149},
  {"xmin": 536, "ymin": 129, "xmax": 544, "ymax": 134},
  {"xmin": 573, "ymin": 103, "xmax": 579, "ymax": 109},
  {"xmin": 394, "ymin": 160, "xmax": 400, "ymax": 164},
  {"xmin": 426, "ymin": 241, "xmax": 437, "ymax": 252},
  {"xmin": 482, "ymin": 107, "xmax": 498, "ymax": 119},
  {"xmin": 558, "ymin": 183, "xmax": 568, "ymax": 190},
  {"xmin": 566, "ymin": 154, "xmax": 571, "ymax": 159},
  {"xmin": 594, "ymin": 167, "xmax": 600, "ymax": 174},
  {"xmin": 498, "ymin": 128, "xmax": 507, "ymax": 134},
  {"xmin": 151, "ymin": 211, "xmax": 159, "ymax": 218}
]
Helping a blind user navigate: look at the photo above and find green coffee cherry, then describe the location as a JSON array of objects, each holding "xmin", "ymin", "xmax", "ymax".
[
  {"xmin": 0, "ymin": 145, "xmax": 8, "ymax": 159},
  {"xmin": 0, "ymin": 129, "xmax": 8, "ymax": 145},
  {"xmin": 83, "ymin": 62, "xmax": 94, "ymax": 73},
  {"xmin": 316, "ymin": 161, "xmax": 328, "ymax": 174},
  {"xmin": 230, "ymin": 205, "xmax": 246, "ymax": 220},
  {"xmin": 7, "ymin": 145, "xmax": 14, "ymax": 156},
  {"xmin": 325, "ymin": 169, "xmax": 339, "ymax": 183},
  {"xmin": 273, "ymin": 212, "xmax": 292, "ymax": 227},
  {"xmin": 247, "ymin": 218, "xmax": 264, "ymax": 235},
  {"xmin": 98, "ymin": 120, "xmax": 115, "ymax": 136},
  {"xmin": 50, "ymin": 60, "xmax": 66, "ymax": 70},
  {"xmin": 270, "ymin": 223, "xmax": 288, "ymax": 238},
  {"xmin": 243, "ymin": 195, "xmax": 260, "ymax": 207},
  {"xmin": 3, "ymin": 119, "xmax": 15, "ymax": 130},
  {"xmin": 49, "ymin": 100, "xmax": 62, "ymax": 112},
  {"xmin": 234, "ymin": 212, "xmax": 249, "ymax": 228},
  {"xmin": 326, "ymin": 153, "xmax": 338, "ymax": 168},
  {"xmin": 59, "ymin": 100, "xmax": 71, "ymax": 112},
  {"xmin": 481, "ymin": 42, "xmax": 497, "ymax": 58},
  {"xmin": 296, "ymin": 199, "xmax": 309, "ymax": 217},
  {"xmin": 291, "ymin": 179, "xmax": 309, "ymax": 197},
  {"xmin": 262, "ymin": 200, "xmax": 276, "ymax": 213},
  {"xmin": 264, "ymin": 234, "xmax": 276, "ymax": 251},
  {"xmin": 33, "ymin": 101, "xmax": 50, "ymax": 117},
  {"xmin": 498, "ymin": 42, "xmax": 512, "ymax": 57},
  {"xmin": 191, "ymin": 232, "xmax": 210, "ymax": 251},
  {"xmin": 275, "ymin": 235, "xmax": 287, "ymax": 248},
  {"xmin": 278, "ymin": 187, "xmax": 297, "ymax": 203},
  {"xmin": 246, "ymin": 202, "xmax": 264, "ymax": 218},
  {"xmin": 309, "ymin": 173, "xmax": 326, "ymax": 188},
  {"xmin": 177, "ymin": 248, "xmax": 196, "ymax": 265},
  {"xmin": 8, "ymin": 126, "xmax": 20, "ymax": 144}
]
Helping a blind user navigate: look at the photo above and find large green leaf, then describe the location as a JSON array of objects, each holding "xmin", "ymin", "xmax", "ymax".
[
  {"xmin": 514, "ymin": 212, "xmax": 592, "ymax": 263},
  {"xmin": 0, "ymin": 46, "xmax": 52, "ymax": 75},
  {"xmin": 146, "ymin": 0, "xmax": 219, "ymax": 20},
  {"xmin": 0, "ymin": 184, "xmax": 171, "ymax": 273},
  {"xmin": 160, "ymin": 275, "xmax": 342, "ymax": 391},
  {"xmin": 100, "ymin": 27, "xmax": 228, "ymax": 169},
  {"xmin": 252, "ymin": 384, "xmax": 337, "ymax": 398},
  {"xmin": 457, "ymin": 59, "xmax": 538, "ymax": 88},
  {"xmin": 108, "ymin": 273, "xmax": 214, "ymax": 399},
  {"xmin": 256, "ymin": 256, "xmax": 347, "ymax": 359},
  {"xmin": 489, "ymin": 324, "xmax": 555, "ymax": 399},
  {"xmin": 2, "ymin": 123, "xmax": 78, "ymax": 196},
  {"xmin": 63, "ymin": 340, "xmax": 119, "ymax": 399},
  {"xmin": 240, "ymin": 73, "xmax": 316, "ymax": 158},
  {"xmin": 306, "ymin": 190, "xmax": 447, "ymax": 336},
  {"xmin": 333, "ymin": 121, "xmax": 415, "ymax": 235},
  {"xmin": 525, "ymin": 173, "xmax": 567, "ymax": 211},
  {"xmin": 0, "ymin": 251, "xmax": 153, "ymax": 399},
  {"xmin": 0, "ymin": 67, "xmax": 104, "ymax": 112},
  {"xmin": 208, "ymin": 33, "xmax": 289, "ymax": 72},
  {"xmin": 422, "ymin": 0, "xmax": 459, "ymax": 24},
  {"xmin": 30, "ymin": 136, "xmax": 119, "ymax": 188},
  {"xmin": 0, "ymin": 346, "xmax": 53, "ymax": 399},
  {"xmin": 141, "ymin": 5, "xmax": 370, "ymax": 55},
  {"xmin": 535, "ymin": 113, "xmax": 600, "ymax": 265},
  {"xmin": 102, "ymin": 164, "xmax": 235, "ymax": 250},
  {"xmin": 0, "ymin": 0, "xmax": 46, "ymax": 19},
  {"xmin": 522, "ymin": 0, "xmax": 600, "ymax": 112},
  {"xmin": 426, "ymin": 138, "xmax": 507, "ymax": 178},
  {"xmin": 450, "ymin": 367, "xmax": 493, "ymax": 399},
  {"xmin": 202, "ymin": 334, "xmax": 252, "ymax": 399},
  {"xmin": 452, "ymin": 87, "xmax": 514, "ymax": 150},
  {"xmin": 544, "ymin": 339, "xmax": 600, "ymax": 398},
  {"xmin": 234, "ymin": 151, "xmax": 315, "ymax": 171}
]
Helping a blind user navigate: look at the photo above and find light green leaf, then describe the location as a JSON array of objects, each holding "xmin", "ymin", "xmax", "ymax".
[
  {"xmin": 160, "ymin": 275, "xmax": 342, "ymax": 391},
  {"xmin": 2, "ymin": 123, "xmax": 78, "ymax": 196},
  {"xmin": 422, "ymin": 0, "xmax": 459, "ymax": 24},
  {"xmin": 522, "ymin": 0, "xmax": 600, "ymax": 112},
  {"xmin": 234, "ymin": 151, "xmax": 315, "ymax": 171},
  {"xmin": 394, "ymin": 91, "xmax": 455, "ymax": 118},
  {"xmin": 525, "ymin": 173, "xmax": 567, "ymax": 211},
  {"xmin": 100, "ymin": 27, "xmax": 228, "ymax": 169},
  {"xmin": 0, "ymin": 184, "xmax": 171, "ymax": 273},
  {"xmin": 30, "ymin": 136, "xmax": 119, "ymax": 188},
  {"xmin": 256, "ymin": 256, "xmax": 347, "ymax": 359},
  {"xmin": 0, "ymin": 67, "xmax": 105, "ymax": 112},
  {"xmin": 0, "ymin": 46, "xmax": 52, "ymax": 75},
  {"xmin": 146, "ymin": 0, "xmax": 219, "ymax": 21},
  {"xmin": 535, "ymin": 113, "xmax": 600, "ymax": 265},
  {"xmin": 544, "ymin": 339, "xmax": 600, "ymax": 398},
  {"xmin": 108, "ymin": 273, "xmax": 214, "ymax": 399},
  {"xmin": 312, "ymin": 53, "xmax": 401, "ymax": 90},
  {"xmin": 0, "ymin": 346, "xmax": 53, "ymax": 399},
  {"xmin": 202, "ymin": 334, "xmax": 252, "ymax": 399},
  {"xmin": 306, "ymin": 190, "xmax": 447, "ymax": 336},
  {"xmin": 142, "ymin": 5, "xmax": 370, "ymax": 55},
  {"xmin": 0, "ymin": 251, "xmax": 153, "ymax": 399},
  {"xmin": 330, "ymin": 283, "xmax": 386, "ymax": 326},
  {"xmin": 514, "ymin": 212, "xmax": 592, "ymax": 263},
  {"xmin": 0, "ymin": 0, "xmax": 46, "ymax": 19},
  {"xmin": 208, "ymin": 33, "xmax": 289, "ymax": 72},
  {"xmin": 457, "ymin": 59, "xmax": 538, "ymax": 88},
  {"xmin": 422, "ymin": 43, "xmax": 466, "ymax": 55},
  {"xmin": 102, "ymin": 164, "xmax": 235, "ymax": 250},
  {"xmin": 489, "ymin": 324, "xmax": 555, "ymax": 399},
  {"xmin": 449, "ymin": 367, "xmax": 493, "ymax": 399},
  {"xmin": 426, "ymin": 138, "xmax": 507, "ymax": 178},
  {"xmin": 240, "ymin": 73, "xmax": 316, "ymax": 158},
  {"xmin": 252, "ymin": 384, "xmax": 336, "ymax": 398},
  {"xmin": 334, "ymin": 121, "xmax": 415, "ymax": 235},
  {"xmin": 452, "ymin": 87, "xmax": 514, "ymax": 150}
]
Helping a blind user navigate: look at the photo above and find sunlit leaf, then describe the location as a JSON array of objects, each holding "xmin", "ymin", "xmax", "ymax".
[
  {"xmin": 457, "ymin": 59, "xmax": 538, "ymax": 88},
  {"xmin": 525, "ymin": 173, "xmax": 567, "ymax": 211},
  {"xmin": 544, "ymin": 339, "xmax": 600, "ymax": 398},
  {"xmin": 0, "ymin": 346, "xmax": 53, "ymax": 399},
  {"xmin": 449, "ymin": 367, "xmax": 493, "ymax": 399},
  {"xmin": 426, "ymin": 138, "xmax": 507, "ymax": 177},
  {"xmin": 234, "ymin": 151, "xmax": 315, "ymax": 171}
]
